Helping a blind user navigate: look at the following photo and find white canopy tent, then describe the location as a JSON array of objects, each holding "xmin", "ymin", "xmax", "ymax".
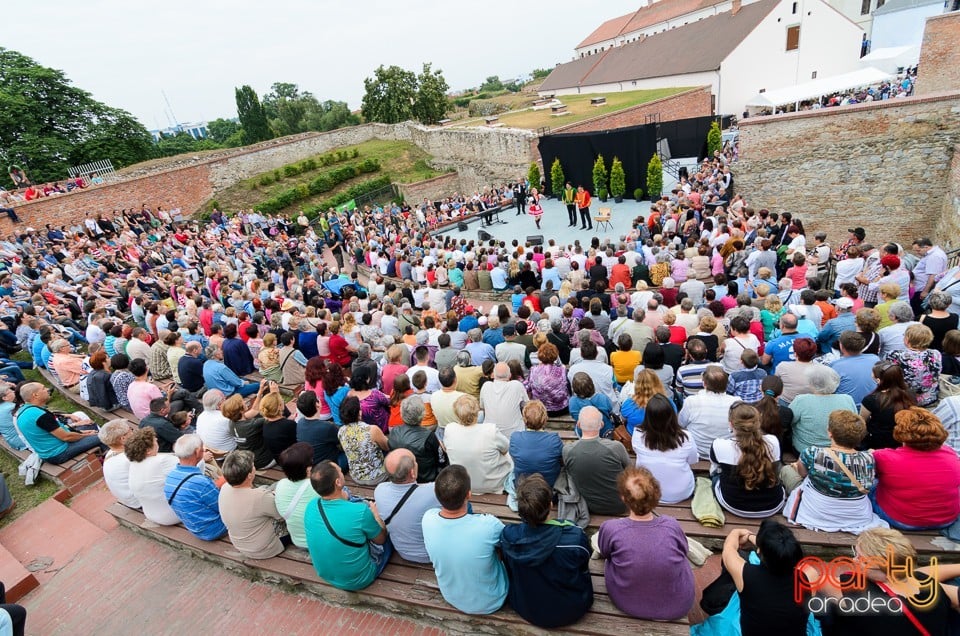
[
  {"xmin": 745, "ymin": 67, "xmax": 893, "ymax": 109},
  {"xmin": 859, "ymin": 46, "xmax": 919, "ymax": 74}
]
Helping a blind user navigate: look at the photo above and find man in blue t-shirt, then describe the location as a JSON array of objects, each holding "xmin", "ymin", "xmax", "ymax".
[
  {"xmin": 164, "ymin": 434, "xmax": 227, "ymax": 541},
  {"xmin": 16, "ymin": 383, "xmax": 104, "ymax": 463},
  {"xmin": 304, "ymin": 461, "xmax": 390, "ymax": 591},
  {"xmin": 829, "ymin": 331, "xmax": 879, "ymax": 408},
  {"xmin": 760, "ymin": 313, "xmax": 801, "ymax": 372},
  {"xmin": 421, "ymin": 465, "xmax": 508, "ymax": 615}
]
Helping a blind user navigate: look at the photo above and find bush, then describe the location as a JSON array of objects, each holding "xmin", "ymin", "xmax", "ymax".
[
  {"xmin": 283, "ymin": 165, "xmax": 299, "ymax": 178},
  {"xmin": 258, "ymin": 174, "xmax": 274, "ymax": 187},
  {"xmin": 609, "ymin": 157, "xmax": 625, "ymax": 198},
  {"xmin": 550, "ymin": 158, "xmax": 564, "ymax": 197},
  {"xmin": 707, "ymin": 120, "xmax": 722, "ymax": 158},
  {"xmin": 303, "ymin": 175, "xmax": 392, "ymax": 218},
  {"xmin": 634, "ymin": 187, "xmax": 644, "ymax": 200},
  {"xmin": 646, "ymin": 154, "xmax": 663, "ymax": 199},
  {"xmin": 528, "ymin": 163, "xmax": 541, "ymax": 190},
  {"xmin": 257, "ymin": 159, "xmax": 381, "ymax": 214},
  {"xmin": 468, "ymin": 99, "xmax": 509, "ymax": 117},
  {"xmin": 592, "ymin": 155, "xmax": 607, "ymax": 196}
]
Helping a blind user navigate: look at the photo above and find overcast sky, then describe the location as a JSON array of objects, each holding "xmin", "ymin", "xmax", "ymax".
[{"xmin": 5, "ymin": 0, "xmax": 643, "ymax": 130}]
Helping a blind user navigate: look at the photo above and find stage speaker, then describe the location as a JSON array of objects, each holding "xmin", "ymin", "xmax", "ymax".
[
  {"xmin": 478, "ymin": 229, "xmax": 492, "ymax": 241},
  {"xmin": 526, "ymin": 234, "xmax": 544, "ymax": 247},
  {"xmin": 457, "ymin": 221, "xmax": 469, "ymax": 232}
]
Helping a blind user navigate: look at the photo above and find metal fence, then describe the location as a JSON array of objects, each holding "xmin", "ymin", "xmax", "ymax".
[{"xmin": 68, "ymin": 159, "xmax": 116, "ymax": 182}]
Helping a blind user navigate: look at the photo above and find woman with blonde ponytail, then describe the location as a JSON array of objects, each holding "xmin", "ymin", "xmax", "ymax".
[{"xmin": 710, "ymin": 402, "xmax": 786, "ymax": 518}]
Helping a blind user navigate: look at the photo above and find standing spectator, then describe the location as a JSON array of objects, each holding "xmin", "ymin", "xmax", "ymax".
[
  {"xmin": 499, "ymin": 474, "xmax": 593, "ymax": 628},
  {"xmin": 422, "ymin": 465, "xmax": 509, "ymax": 615},
  {"xmin": 597, "ymin": 467, "xmax": 694, "ymax": 620},
  {"xmin": 563, "ymin": 406, "xmax": 630, "ymax": 515}
]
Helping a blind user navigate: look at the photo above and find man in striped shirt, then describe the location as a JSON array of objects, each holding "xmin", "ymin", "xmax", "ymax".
[{"xmin": 675, "ymin": 338, "xmax": 720, "ymax": 398}]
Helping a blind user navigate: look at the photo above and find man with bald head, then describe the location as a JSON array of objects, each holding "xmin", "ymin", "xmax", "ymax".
[
  {"xmin": 761, "ymin": 312, "xmax": 801, "ymax": 372},
  {"xmin": 373, "ymin": 448, "xmax": 442, "ymax": 564},
  {"xmin": 562, "ymin": 406, "xmax": 630, "ymax": 515},
  {"xmin": 17, "ymin": 382, "xmax": 105, "ymax": 463},
  {"xmin": 479, "ymin": 362, "xmax": 528, "ymax": 440}
]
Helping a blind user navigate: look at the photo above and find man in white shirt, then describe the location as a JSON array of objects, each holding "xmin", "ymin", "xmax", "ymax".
[
  {"xmin": 494, "ymin": 325, "xmax": 526, "ymax": 366},
  {"xmin": 479, "ymin": 363, "xmax": 527, "ymax": 440},
  {"xmin": 373, "ymin": 449, "xmax": 442, "ymax": 564},
  {"xmin": 678, "ymin": 366, "xmax": 739, "ymax": 458},
  {"xmin": 567, "ymin": 340, "xmax": 619, "ymax": 413}
]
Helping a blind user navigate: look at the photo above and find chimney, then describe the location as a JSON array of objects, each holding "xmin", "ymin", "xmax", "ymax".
[{"xmin": 732, "ymin": 0, "xmax": 742, "ymax": 14}]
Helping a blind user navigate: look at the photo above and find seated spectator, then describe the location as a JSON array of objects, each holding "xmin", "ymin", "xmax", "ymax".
[
  {"xmin": 16, "ymin": 382, "xmax": 104, "ymax": 464},
  {"xmin": 567, "ymin": 340, "xmax": 619, "ymax": 412},
  {"xmin": 499, "ymin": 474, "xmax": 593, "ymax": 628},
  {"xmin": 597, "ymin": 467, "xmax": 694, "ymax": 620},
  {"xmin": 386, "ymin": 374, "xmax": 412, "ymax": 429},
  {"xmin": 675, "ymin": 338, "xmax": 716, "ymax": 398},
  {"xmin": 222, "ymin": 390, "xmax": 274, "ymax": 470},
  {"xmin": 568, "ymin": 372, "xmax": 614, "ymax": 438},
  {"xmin": 296, "ymin": 391, "xmax": 343, "ymax": 469},
  {"xmin": 221, "ymin": 323, "xmax": 255, "ymax": 377},
  {"xmin": 610, "ymin": 334, "xmax": 641, "ymax": 384},
  {"xmin": 379, "ymin": 345, "xmax": 409, "ymax": 397},
  {"xmin": 790, "ymin": 365, "xmax": 857, "ymax": 453},
  {"xmin": 0, "ymin": 383, "xmax": 26, "ymax": 450},
  {"xmin": 859, "ymin": 361, "xmax": 915, "ymax": 450},
  {"xmin": 679, "ymin": 366, "xmax": 739, "ymax": 458},
  {"xmin": 203, "ymin": 343, "xmax": 259, "ymax": 398},
  {"xmin": 480, "ymin": 362, "xmax": 528, "ymax": 440},
  {"xmin": 524, "ymin": 343, "xmax": 568, "ymax": 416},
  {"xmin": 259, "ymin": 388, "xmax": 297, "ymax": 463},
  {"xmin": 273, "ymin": 442, "xmax": 320, "ymax": 550},
  {"xmin": 85, "ymin": 350, "xmax": 118, "ymax": 410},
  {"xmin": 784, "ymin": 410, "xmax": 886, "ymax": 533},
  {"xmin": 338, "ymin": 396, "xmax": 389, "ymax": 486},
  {"xmin": 348, "ymin": 365, "xmax": 389, "ymax": 435},
  {"xmin": 126, "ymin": 358, "xmax": 163, "ymax": 420},
  {"xmin": 422, "ymin": 465, "xmax": 508, "ymax": 615},
  {"xmin": 163, "ymin": 434, "xmax": 227, "ymax": 540},
  {"xmin": 620, "ymin": 369, "xmax": 674, "ymax": 436},
  {"xmin": 563, "ymin": 406, "xmax": 630, "ymax": 515},
  {"xmin": 509, "ymin": 401, "xmax": 563, "ymax": 488},
  {"xmin": 871, "ymin": 408, "xmax": 960, "ymax": 530},
  {"xmin": 125, "ymin": 427, "xmax": 180, "ymax": 525},
  {"xmin": 373, "ymin": 449, "xmax": 442, "ymax": 564},
  {"xmin": 774, "ymin": 336, "xmax": 817, "ymax": 405},
  {"xmin": 320, "ymin": 362, "xmax": 350, "ymax": 427},
  {"xmin": 632, "ymin": 394, "xmax": 698, "ymax": 503},
  {"xmin": 919, "ymin": 291, "xmax": 957, "ymax": 352},
  {"xmin": 711, "ymin": 403, "xmax": 786, "ymax": 518},
  {"xmin": 139, "ymin": 396, "xmax": 187, "ymax": 453},
  {"xmin": 878, "ymin": 301, "xmax": 917, "ymax": 359},
  {"xmin": 720, "ymin": 522, "xmax": 808, "ymax": 634},
  {"xmin": 388, "ymin": 396, "xmax": 446, "ymax": 483},
  {"xmin": 303, "ymin": 460, "xmax": 391, "ymax": 591},
  {"xmin": 718, "ymin": 314, "xmax": 761, "ymax": 373},
  {"xmin": 444, "ymin": 395, "xmax": 512, "ymax": 494},
  {"xmin": 99, "ymin": 419, "xmax": 139, "ymax": 509},
  {"xmin": 218, "ymin": 449, "xmax": 286, "ymax": 559},
  {"xmin": 49, "ymin": 339, "xmax": 87, "ymax": 393},
  {"xmin": 195, "ymin": 390, "xmax": 236, "ymax": 454},
  {"xmin": 889, "ymin": 323, "xmax": 941, "ymax": 407},
  {"xmin": 177, "ymin": 342, "xmax": 206, "ymax": 394}
]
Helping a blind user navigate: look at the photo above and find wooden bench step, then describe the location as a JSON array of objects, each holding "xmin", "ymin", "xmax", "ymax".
[{"xmin": 107, "ymin": 503, "xmax": 688, "ymax": 635}]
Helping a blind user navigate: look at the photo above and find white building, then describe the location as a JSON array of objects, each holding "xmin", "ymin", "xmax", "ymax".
[
  {"xmin": 871, "ymin": 0, "xmax": 945, "ymax": 49},
  {"xmin": 540, "ymin": 0, "xmax": 863, "ymax": 116}
]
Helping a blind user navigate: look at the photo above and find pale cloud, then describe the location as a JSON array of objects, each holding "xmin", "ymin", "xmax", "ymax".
[{"xmin": 5, "ymin": 0, "xmax": 641, "ymax": 128}]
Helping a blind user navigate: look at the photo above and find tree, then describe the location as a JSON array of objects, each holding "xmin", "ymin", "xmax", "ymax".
[
  {"xmin": 206, "ymin": 118, "xmax": 240, "ymax": 144},
  {"xmin": 481, "ymin": 76, "xmax": 504, "ymax": 92},
  {"xmin": 235, "ymin": 85, "xmax": 272, "ymax": 144},
  {"xmin": 413, "ymin": 64, "xmax": 450, "ymax": 125},
  {"xmin": 592, "ymin": 155, "xmax": 608, "ymax": 198},
  {"xmin": 647, "ymin": 154, "xmax": 663, "ymax": 200},
  {"xmin": 609, "ymin": 156, "xmax": 625, "ymax": 200},
  {"xmin": 361, "ymin": 65, "xmax": 418, "ymax": 124},
  {"xmin": 531, "ymin": 68, "xmax": 551, "ymax": 81},
  {"xmin": 0, "ymin": 47, "xmax": 156, "ymax": 185},
  {"xmin": 528, "ymin": 162, "xmax": 541, "ymax": 190},
  {"xmin": 155, "ymin": 132, "xmax": 222, "ymax": 158},
  {"xmin": 305, "ymin": 100, "xmax": 360, "ymax": 132},
  {"xmin": 707, "ymin": 120, "xmax": 722, "ymax": 158},
  {"xmin": 550, "ymin": 158, "xmax": 565, "ymax": 197}
]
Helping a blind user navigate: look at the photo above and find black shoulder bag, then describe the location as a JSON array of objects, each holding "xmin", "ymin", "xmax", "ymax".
[
  {"xmin": 167, "ymin": 473, "xmax": 201, "ymax": 505},
  {"xmin": 382, "ymin": 484, "xmax": 418, "ymax": 526},
  {"xmin": 316, "ymin": 499, "xmax": 366, "ymax": 548}
]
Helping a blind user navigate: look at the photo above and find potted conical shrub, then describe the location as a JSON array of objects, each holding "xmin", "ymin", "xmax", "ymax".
[
  {"xmin": 593, "ymin": 154, "xmax": 608, "ymax": 202},
  {"xmin": 646, "ymin": 154, "xmax": 663, "ymax": 202},
  {"xmin": 609, "ymin": 156, "xmax": 625, "ymax": 203}
]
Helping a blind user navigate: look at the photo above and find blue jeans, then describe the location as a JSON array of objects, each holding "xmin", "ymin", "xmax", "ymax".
[
  {"xmin": 370, "ymin": 538, "xmax": 394, "ymax": 578},
  {"xmin": 234, "ymin": 382, "xmax": 260, "ymax": 398},
  {"xmin": 0, "ymin": 365, "xmax": 25, "ymax": 383},
  {"xmin": 869, "ymin": 489, "xmax": 952, "ymax": 531},
  {"xmin": 45, "ymin": 434, "xmax": 105, "ymax": 465}
]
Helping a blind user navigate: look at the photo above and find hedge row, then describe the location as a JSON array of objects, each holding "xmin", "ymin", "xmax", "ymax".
[
  {"xmin": 304, "ymin": 175, "xmax": 392, "ymax": 218},
  {"xmin": 256, "ymin": 148, "xmax": 361, "ymax": 187},
  {"xmin": 256, "ymin": 158, "xmax": 381, "ymax": 214}
]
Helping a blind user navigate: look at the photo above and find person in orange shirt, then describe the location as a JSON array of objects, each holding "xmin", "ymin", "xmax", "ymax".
[
  {"xmin": 609, "ymin": 255, "xmax": 632, "ymax": 290},
  {"xmin": 575, "ymin": 186, "xmax": 592, "ymax": 230},
  {"xmin": 814, "ymin": 289, "xmax": 837, "ymax": 327}
]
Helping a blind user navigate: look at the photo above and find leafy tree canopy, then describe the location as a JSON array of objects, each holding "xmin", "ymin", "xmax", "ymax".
[
  {"xmin": 0, "ymin": 47, "xmax": 155, "ymax": 187},
  {"xmin": 235, "ymin": 85, "xmax": 273, "ymax": 145},
  {"xmin": 481, "ymin": 76, "xmax": 504, "ymax": 92},
  {"xmin": 531, "ymin": 68, "xmax": 551, "ymax": 81},
  {"xmin": 155, "ymin": 132, "xmax": 222, "ymax": 157},
  {"xmin": 362, "ymin": 64, "xmax": 449, "ymax": 125},
  {"xmin": 206, "ymin": 118, "xmax": 241, "ymax": 145}
]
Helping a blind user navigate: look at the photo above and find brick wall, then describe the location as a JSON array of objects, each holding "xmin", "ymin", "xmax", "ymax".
[
  {"xmin": 550, "ymin": 87, "xmax": 713, "ymax": 134},
  {"xmin": 9, "ymin": 164, "xmax": 213, "ymax": 230},
  {"xmin": 936, "ymin": 142, "xmax": 960, "ymax": 245},
  {"xmin": 916, "ymin": 11, "xmax": 960, "ymax": 96},
  {"xmin": 736, "ymin": 91, "xmax": 960, "ymax": 246}
]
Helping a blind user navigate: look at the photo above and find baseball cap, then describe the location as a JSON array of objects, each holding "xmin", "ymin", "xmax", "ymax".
[{"xmin": 835, "ymin": 297, "xmax": 854, "ymax": 310}]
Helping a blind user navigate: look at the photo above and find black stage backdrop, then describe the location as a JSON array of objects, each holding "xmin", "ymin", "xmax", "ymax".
[{"xmin": 537, "ymin": 115, "xmax": 728, "ymax": 197}]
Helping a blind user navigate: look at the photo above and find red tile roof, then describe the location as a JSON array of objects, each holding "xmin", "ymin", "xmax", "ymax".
[{"xmin": 577, "ymin": 0, "xmax": 730, "ymax": 49}]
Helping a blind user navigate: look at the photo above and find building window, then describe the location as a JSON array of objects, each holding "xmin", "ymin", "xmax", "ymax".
[
  {"xmin": 876, "ymin": 0, "xmax": 885, "ymax": 6},
  {"xmin": 792, "ymin": 1, "xmax": 798, "ymax": 13},
  {"xmin": 811, "ymin": 71, "xmax": 817, "ymax": 79},
  {"xmin": 786, "ymin": 25, "xmax": 800, "ymax": 50},
  {"xmin": 861, "ymin": 0, "xmax": 870, "ymax": 14}
]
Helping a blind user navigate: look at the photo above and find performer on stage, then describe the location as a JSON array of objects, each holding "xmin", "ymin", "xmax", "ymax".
[
  {"xmin": 575, "ymin": 186, "xmax": 592, "ymax": 231},
  {"xmin": 528, "ymin": 188, "xmax": 543, "ymax": 230},
  {"xmin": 563, "ymin": 182, "xmax": 577, "ymax": 227},
  {"xmin": 515, "ymin": 181, "xmax": 527, "ymax": 216}
]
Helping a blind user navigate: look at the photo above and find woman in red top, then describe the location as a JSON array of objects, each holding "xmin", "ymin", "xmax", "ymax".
[
  {"xmin": 387, "ymin": 374, "xmax": 412, "ymax": 428},
  {"xmin": 327, "ymin": 321, "xmax": 353, "ymax": 367},
  {"xmin": 871, "ymin": 407, "xmax": 960, "ymax": 530}
]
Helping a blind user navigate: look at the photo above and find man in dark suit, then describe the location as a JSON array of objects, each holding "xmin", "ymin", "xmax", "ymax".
[{"xmin": 514, "ymin": 182, "xmax": 527, "ymax": 216}]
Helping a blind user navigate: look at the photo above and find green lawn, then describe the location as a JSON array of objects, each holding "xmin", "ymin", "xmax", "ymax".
[
  {"xmin": 454, "ymin": 88, "xmax": 693, "ymax": 131},
  {"xmin": 215, "ymin": 139, "xmax": 447, "ymax": 213}
]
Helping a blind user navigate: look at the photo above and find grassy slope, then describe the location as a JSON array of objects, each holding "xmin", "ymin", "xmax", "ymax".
[
  {"xmin": 455, "ymin": 87, "xmax": 692, "ymax": 130},
  {"xmin": 215, "ymin": 139, "xmax": 445, "ymax": 213}
]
